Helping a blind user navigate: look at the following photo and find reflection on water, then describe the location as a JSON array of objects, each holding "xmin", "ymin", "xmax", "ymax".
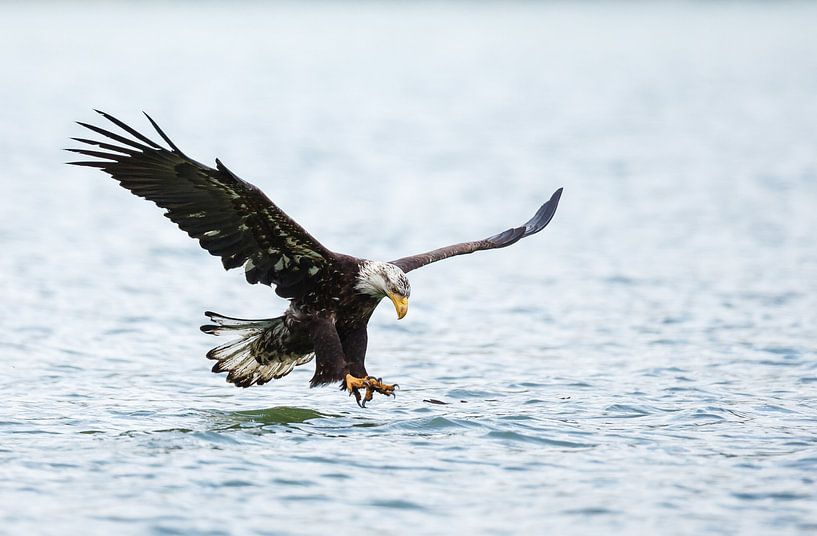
[
  {"xmin": 212, "ymin": 407, "xmax": 332, "ymax": 428},
  {"xmin": 2, "ymin": 1, "xmax": 817, "ymax": 535}
]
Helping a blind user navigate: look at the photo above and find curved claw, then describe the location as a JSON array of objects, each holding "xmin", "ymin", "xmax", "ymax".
[
  {"xmin": 351, "ymin": 388, "xmax": 363, "ymax": 408},
  {"xmin": 344, "ymin": 373, "xmax": 398, "ymax": 407}
]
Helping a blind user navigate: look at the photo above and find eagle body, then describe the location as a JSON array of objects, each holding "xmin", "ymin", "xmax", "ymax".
[
  {"xmin": 68, "ymin": 111, "xmax": 562, "ymax": 406},
  {"xmin": 204, "ymin": 257, "xmax": 396, "ymax": 389}
]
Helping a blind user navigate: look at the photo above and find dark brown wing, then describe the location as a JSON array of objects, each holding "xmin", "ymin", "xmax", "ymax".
[
  {"xmin": 67, "ymin": 110, "xmax": 335, "ymax": 299},
  {"xmin": 391, "ymin": 188, "xmax": 562, "ymax": 273}
]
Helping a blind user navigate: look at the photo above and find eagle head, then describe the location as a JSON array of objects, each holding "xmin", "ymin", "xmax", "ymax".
[{"xmin": 355, "ymin": 261, "xmax": 411, "ymax": 319}]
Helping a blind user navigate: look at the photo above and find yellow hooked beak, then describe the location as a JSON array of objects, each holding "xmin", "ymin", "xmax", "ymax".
[{"xmin": 388, "ymin": 292, "xmax": 409, "ymax": 320}]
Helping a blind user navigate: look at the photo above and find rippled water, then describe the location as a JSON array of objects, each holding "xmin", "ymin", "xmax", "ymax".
[{"xmin": 2, "ymin": 2, "xmax": 816, "ymax": 534}]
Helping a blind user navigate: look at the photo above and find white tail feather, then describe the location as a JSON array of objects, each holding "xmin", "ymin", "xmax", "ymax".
[{"xmin": 201, "ymin": 311, "xmax": 313, "ymax": 387}]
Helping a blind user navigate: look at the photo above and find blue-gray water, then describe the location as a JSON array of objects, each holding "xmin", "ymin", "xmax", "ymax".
[{"xmin": 2, "ymin": 2, "xmax": 816, "ymax": 535}]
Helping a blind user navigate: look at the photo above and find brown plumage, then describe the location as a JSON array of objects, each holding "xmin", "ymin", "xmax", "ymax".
[{"xmin": 68, "ymin": 111, "xmax": 562, "ymax": 406}]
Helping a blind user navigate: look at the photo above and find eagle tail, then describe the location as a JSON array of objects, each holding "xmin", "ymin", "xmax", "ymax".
[{"xmin": 200, "ymin": 311, "xmax": 314, "ymax": 388}]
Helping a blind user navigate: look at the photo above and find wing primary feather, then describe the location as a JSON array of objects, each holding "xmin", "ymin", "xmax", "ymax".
[
  {"xmin": 64, "ymin": 148, "xmax": 122, "ymax": 161},
  {"xmin": 522, "ymin": 187, "xmax": 562, "ymax": 234},
  {"xmin": 76, "ymin": 121, "xmax": 152, "ymax": 151},
  {"xmin": 66, "ymin": 161, "xmax": 110, "ymax": 168},
  {"xmin": 95, "ymin": 109, "xmax": 163, "ymax": 149},
  {"xmin": 70, "ymin": 137, "xmax": 138, "ymax": 155},
  {"xmin": 142, "ymin": 112, "xmax": 183, "ymax": 154}
]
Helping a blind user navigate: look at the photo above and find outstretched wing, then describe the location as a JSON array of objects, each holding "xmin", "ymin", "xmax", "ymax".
[
  {"xmin": 67, "ymin": 110, "xmax": 335, "ymax": 298},
  {"xmin": 391, "ymin": 188, "xmax": 562, "ymax": 273}
]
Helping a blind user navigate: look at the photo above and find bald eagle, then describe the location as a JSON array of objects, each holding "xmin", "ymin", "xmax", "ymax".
[{"xmin": 68, "ymin": 111, "xmax": 562, "ymax": 407}]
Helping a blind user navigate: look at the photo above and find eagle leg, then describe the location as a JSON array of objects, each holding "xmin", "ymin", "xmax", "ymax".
[{"xmin": 344, "ymin": 374, "xmax": 398, "ymax": 408}]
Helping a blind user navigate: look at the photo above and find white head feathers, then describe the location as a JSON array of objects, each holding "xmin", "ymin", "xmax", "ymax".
[{"xmin": 355, "ymin": 261, "xmax": 411, "ymax": 299}]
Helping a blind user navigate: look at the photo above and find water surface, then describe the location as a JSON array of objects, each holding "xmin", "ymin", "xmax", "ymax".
[{"xmin": 1, "ymin": 2, "xmax": 816, "ymax": 535}]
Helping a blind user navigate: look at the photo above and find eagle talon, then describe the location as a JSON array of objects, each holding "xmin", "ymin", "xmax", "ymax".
[
  {"xmin": 350, "ymin": 388, "xmax": 363, "ymax": 407},
  {"xmin": 345, "ymin": 374, "xmax": 397, "ymax": 406},
  {"xmin": 343, "ymin": 374, "xmax": 361, "ymax": 405},
  {"xmin": 366, "ymin": 384, "xmax": 376, "ymax": 399},
  {"xmin": 367, "ymin": 376, "xmax": 398, "ymax": 397},
  {"xmin": 362, "ymin": 386, "xmax": 375, "ymax": 407}
]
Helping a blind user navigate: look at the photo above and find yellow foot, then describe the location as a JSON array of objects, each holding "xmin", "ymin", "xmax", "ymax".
[{"xmin": 345, "ymin": 374, "xmax": 399, "ymax": 408}]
